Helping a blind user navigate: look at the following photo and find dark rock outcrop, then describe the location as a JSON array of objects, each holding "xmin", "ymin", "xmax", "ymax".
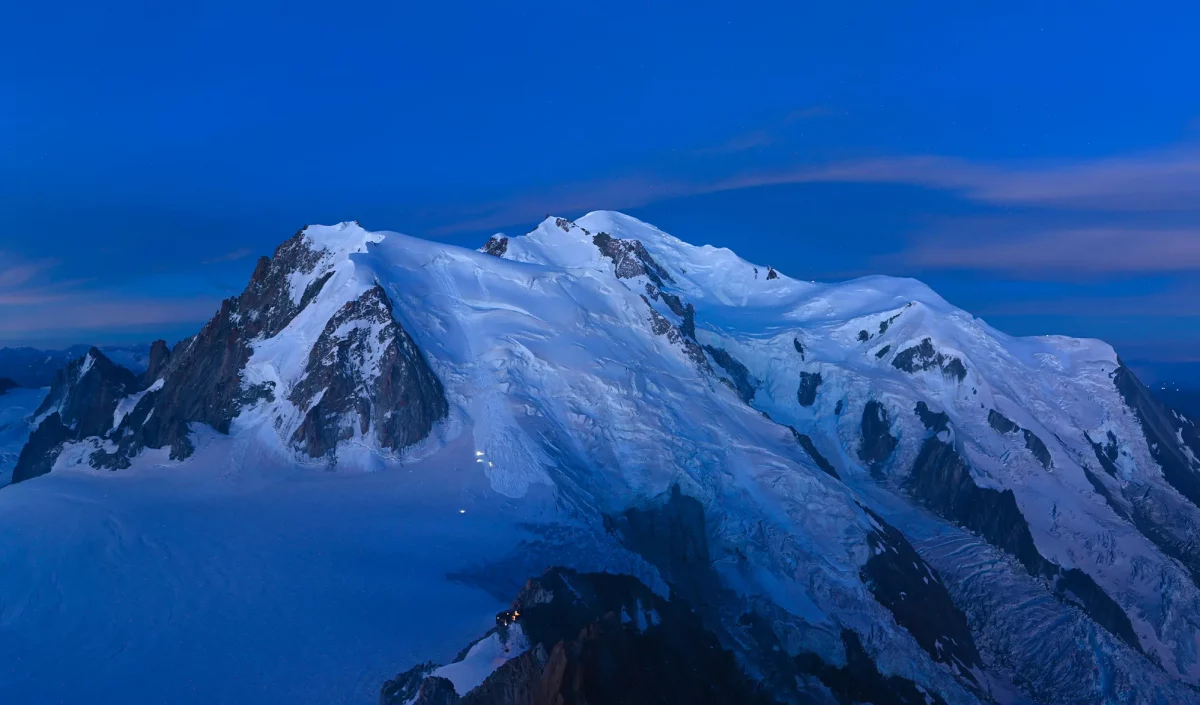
[
  {"xmin": 859, "ymin": 400, "xmax": 897, "ymax": 470},
  {"xmin": 796, "ymin": 371, "xmax": 822, "ymax": 407},
  {"xmin": 788, "ymin": 426, "xmax": 840, "ymax": 479},
  {"xmin": 988, "ymin": 409, "xmax": 1019, "ymax": 434},
  {"xmin": 290, "ymin": 285, "xmax": 448, "ymax": 458},
  {"xmin": 877, "ymin": 309, "xmax": 906, "ymax": 335},
  {"xmin": 1087, "ymin": 430, "xmax": 1122, "ymax": 477},
  {"xmin": 93, "ymin": 230, "xmax": 335, "ymax": 464},
  {"xmin": 13, "ymin": 348, "xmax": 141, "ymax": 480},
  {"xmin": 641, "ymin": 296, "xmax": 710, "ymax": 372},
  {"xmin": 1113, "ymin": 362, "xmax": 1200, "ymax": 508},
  {"xmin": 703, "ymin": 345, "xmax": 755, "ymax": 404},
  {"xmin": 906, "ymin": 437, "xmax": 1143, "ymax": 649},
  {"xmin": 892, "ymin": 338, "xmax": 967, "ymax": 382},
  {"xmin": 914, "ymin": 401, "xmax": 949, "ymax": 434},
  {"xmin": 792, "ymin": 337, "xmax": 805, "ymax": 359},
  {"xmin": 142, "ymin": 339, "xmax": 171, "ymax": 387},
  {"xmin": 616, "ymin": 485, "xmax": 709, "ymax": 586},
  {"xmin": 875, "ymin": 344, "xmax": 891, "ymax": 360},
  {"xmin": 11, "ymin": 412, "xmax": 71, "ymax": 484},
  {"xmin": 1055, "ymin": 569, "xmax": 1141, "ymax": 652},
  {"xmin": 645, "ymin": 284, "xmax": 696, "ymax": 339},
  {"xmin": 859, "ymin": 506, "xmax": 982, "ymax": 688},
  {"xmin": 593, "ymin": 231, "xmax": 673, "ymax": 288},
  {"xmin": 1022, "ymin": 429, "xmax": 1053, "ymax": 469},
  {"xmin": 765, "ymin": 266, "xmax": 779, "ymax": 280},
  {"xmin": 989, "ymin": 409, "xmax": 1052, "ymax": 468},
  {"xmin": 482, "ymin": 235, "xmax": 509, "ymax": 257},
  {"xmin": 0, "ymin": 378, "xmax": 17, "ymax": 396},
  {"xmin": 796, "ymin": 630, "xmax": 948, "ymax": 705},
  {"xmin": 32, "ymin": 348, "xmax": 138, "ymax": 439},
  {"xmin": 382, "ymin": 568, "xmax": 775, "ymax": 705},
  {"xmin": 907, "ymin": 438, "xmax": 1055, "ymax": 577}
]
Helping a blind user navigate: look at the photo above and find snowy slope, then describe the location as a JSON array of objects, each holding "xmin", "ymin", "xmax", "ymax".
[{"xmin": 3, "ymin": 212, "xmax": 1200, "ymax": 704}]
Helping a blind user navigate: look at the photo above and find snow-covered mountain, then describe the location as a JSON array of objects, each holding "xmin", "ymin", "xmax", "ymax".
[
  {"xmin": 5, "ymin": 212, "xmax": 1200, "ymax": 705},
  {"xmin": 0, "ymin": 343, "xmax": 150, "ymax": 387}
]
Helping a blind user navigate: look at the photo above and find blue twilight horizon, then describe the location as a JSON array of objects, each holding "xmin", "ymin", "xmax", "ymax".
[{"xmin": 1, "ymin": 1, "xmax": 1198, "ymax": 380}]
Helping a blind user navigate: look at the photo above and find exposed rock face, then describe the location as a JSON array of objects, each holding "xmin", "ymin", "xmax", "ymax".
[
  {"xmin": 380, "ymin": 662, "xmax": 438, "ymax": 705},
  {"xmin": 914, "ymin": 401, "xmax": 949, "ymax": 434},
  {"xmin": 703, "ymin": 345, "xmax": 755, "ymax": 404},
  {"xmin": 1022, "ymin": 429, "xmax": 1053, "ymax": 469},
  {"xmin": 987, "ymin": 409, "xmax": 1019, "ymax": 434},
  {"xmin": 859, "ymin": 507, "xmax": 982, "ymax": 689},
  {"xmin": 877, "ymin": 308, "xmax": 906, "ymax": 335},
  {"xmin": 592, "ymin": 231, "xmax": 673, "ymax": 287},
  {"xmin": 11, "ymin": 413, "xmax": 71, "ymax": 484},
  {"xmin": 93, "ymin": 231, "xmax": 335, "ymax": 464},
  {"xmin": 1056, "ymin": 569, "xmax": 1141, "ymax": 651},
  {"xmin": 640, "ymin": 296, "xmax": 710, "ymax": 373},
  {"xmin": 892, "ymin": 338, "xmax": 967, "ymax": 382},
  {"xmin": 646, "ymin": 284, "xmax": 696, "ymax": 338},
  {"xmin": 765, "ymin": 266, "xmax": 779, "ymax": 280},
  {"xmin": 788, "ymin": 426, "xmax": 839, "ymax": 479},
  {"xmin": 383, "ymin": 568, "xmax": 775, "ymax": 705},
  {"xmin": 12, "ymin": 348, "xmax": 144, "ymax": 480},
  {"xmin": 615, "ymin": 485, "xmax": 709, "ymax": 586},
  {"xmin": 142, "ymin": 339, "xmax": 171, "ymax": 387},
  {"xmin": 906, "ymin": 437, "xmax": 1055, "ymax": 577},
  {"xmin": 792, "ymin": 337, "xmax": 805, "ymax": 359},
  {"xmin": 290, "ymin": 285, "xmax": 448, "ymax": 458},
  {"xmin": 988, "ymin": 409, "xmax": 1052, "ymax": 468},
  {"xmin": 797, "ymin": 630, "xmax": 949, "ymax": 705},
  {"xmin": 858, "ymin": 400, "xmax": 897, "ymax": 470},
  {"xmin": 796, "ymin": 371, "xmax": 822, "ymax": 407},
  {"xmin": 0, "ymin": 378, "xmax": 16, "ymax": 396},
  {"xmin": 1113, "ymin": 362, "xmax": 1200, "ymax": 508},
  {"xmin": 874, "ymin": 344, "xmax": 891, "ymax": 359},
  {"xmin": 482, "ymin": 235, "xmax": 509, "ymax": 257},
  {"xmin": 33, "ymin": 348, "xmax": 138, "ymax": 439},
  {"xmin": 906, "ymin": 438, "xmax": 1143, "ymax": 650}
]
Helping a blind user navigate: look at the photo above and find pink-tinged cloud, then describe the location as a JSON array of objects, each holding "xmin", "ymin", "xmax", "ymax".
[
  {"xmin": 0, "ymin": 258, "xmax": 58, "ymax": 289},
  {"xmin": 430, "ymin": 144, "xmax": 1200, "ymax": 235},
  {"xmin": 902, "ymin": 227, "xmax": 1200, "ymax": 274},
  {"xmin": 0, "ymin": 297, "xmax": 221, "ymax": 335}
]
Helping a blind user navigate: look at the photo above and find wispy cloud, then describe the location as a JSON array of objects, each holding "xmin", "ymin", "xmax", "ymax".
[
  {"xmin": 201, "ymin": 247, "xmax": 255, "ymax": 265},
  {"xmin": 694, "ymin": 129, "xmax": 774, "ymax": 155},
  {"xmin": 0, "ymin": 298, "xmax": 220, "ymax": 335},
  {"xmin": 900, "ymin": 227, "xmax": 1200, "ymax": 274},
  {"xmin": 0, "ymin": 257, "xmax": 58, "ymax": 289},
  {"xmin": 431, "ymin": 143, "xmax": 1200, "ymax": 235},
  {"xmin": 0, "ymin": 254, "xmax": 220, "ymax": 342}
]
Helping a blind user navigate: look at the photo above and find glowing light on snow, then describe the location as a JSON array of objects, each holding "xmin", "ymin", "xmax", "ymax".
[
  {"xmin": 475, "ymin": 451, "xmax": 484, "ymax": 456},
  {"xmin": 459, "ymin": 509, "xmax": 466, "ymax": 514}
]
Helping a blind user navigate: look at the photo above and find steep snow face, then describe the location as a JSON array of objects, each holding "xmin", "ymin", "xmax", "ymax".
[{"xmin": 7, "ymin": 212, "xmax": 1200, "ymax": 704}]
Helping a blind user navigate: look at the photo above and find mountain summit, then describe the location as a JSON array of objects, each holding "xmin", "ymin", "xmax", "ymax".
[{"xmin": 7, "ymin": 212, "xmax": 1200, "ymax": 704}]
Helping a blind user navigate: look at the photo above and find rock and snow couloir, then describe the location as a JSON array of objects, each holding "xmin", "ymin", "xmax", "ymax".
[{"xmin": 10, "ymin": 211, "xmax": 1200, "ymax": 704}]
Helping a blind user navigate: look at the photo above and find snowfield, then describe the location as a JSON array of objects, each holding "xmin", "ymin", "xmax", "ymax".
[
  {"xmin": 2, "ymin": 211, "xmax": 1199, "ymax": 704},
  {"xmin": 0, "ymin": 436, "xmax": 524, "ymax": 705}
]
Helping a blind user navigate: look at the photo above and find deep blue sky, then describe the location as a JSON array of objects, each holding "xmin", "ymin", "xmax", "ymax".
[{"xmin": 2, "ymin": 1, "xmax": 1198, "ymax": 382}]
